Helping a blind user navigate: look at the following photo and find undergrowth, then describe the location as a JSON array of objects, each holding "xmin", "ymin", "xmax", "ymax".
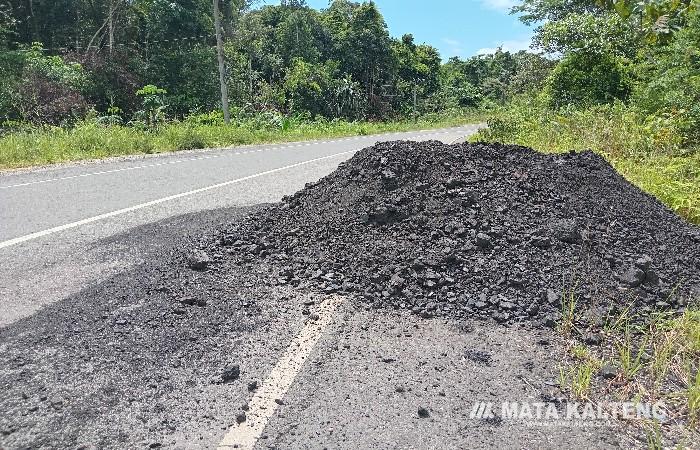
[
  {"xmin": 0, "ymin": 110, "xmax": 483, "ymax": 170},
  {"xmin": 556, "ymin": 293, "xmax": 700, "ymax": 446}
]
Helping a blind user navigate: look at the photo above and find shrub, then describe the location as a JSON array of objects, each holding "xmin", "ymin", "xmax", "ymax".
[
  {"xmin": 475, "ymin": 96, "xmax": 684, "ymax": 158},
  {"xmin": 632, "ymin": 5, "xmax": 700, "ymax": 145},
  {"xmin": 134, "ymin": 84, "xmax": 168, "ymax": 126},
  {"xmin": 15, "ymin": 43, "xmax": 92, "ymax": 125},
  {"xmin": 546, "ymin": 51, "xmax": 631, "ymax": 109}
]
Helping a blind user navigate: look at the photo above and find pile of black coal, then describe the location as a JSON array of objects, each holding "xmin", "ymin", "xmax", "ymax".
[{"xmin": 207, "ymin": 140, "xmax": 700, "ymax": 326}]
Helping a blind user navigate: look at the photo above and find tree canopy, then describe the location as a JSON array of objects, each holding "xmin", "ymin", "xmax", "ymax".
[{"xmin": 0, "ymin": 0, "xmax": 555, "ymax": 125}]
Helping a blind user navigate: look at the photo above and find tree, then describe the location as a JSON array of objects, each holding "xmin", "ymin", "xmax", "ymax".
[
  {"xmin": 13, "ymin": 43, "xmax": 93, "ymax": 125},
  {"xmin": 633, "ymin": 4, "xmax": 700, "ymax": 143},
  {"xmin": 340, "ymin": 2, "xmax": 395, "ymax": 115},
  {"xmin": 546, "ymin": 50, "xmax": 631, "ymax": 108},
  {"xmin": 513, "ymin": 0, "xmax": 604, "ymax": 24},
  {"xmin": 392, "ymin": 34, "xmax": 441, "ymax": 113},
  {"xmin": 0, "ymin": 2, "xmax": 14, "ymax": 49},
  {"xmin": 533, "ymin": 12, "xmax": 640, "ymax": 58},
  {"xmin": 283, "ymin": 58, "xmax": 335, "ymax": 116},
  {"xmin": 274, "ymin": 7, "xmax": 326, "ymax": 65}
]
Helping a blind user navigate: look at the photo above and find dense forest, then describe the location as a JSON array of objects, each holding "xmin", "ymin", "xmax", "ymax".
[
  {"xmin": 483, "ymin": 0, "xmax": 700, "ymax": 149},
  {"xmin": 0, "ymin": 0, "xmax": 551, "ymax": 127}
]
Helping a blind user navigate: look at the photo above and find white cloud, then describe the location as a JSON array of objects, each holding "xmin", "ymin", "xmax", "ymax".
[
  {"xmin": 442, "ymin": 37, "xmax": 466, "ymax": 57},
  {"xmin": 476, "ymin": 37, "xmax": 533, "ymax": 55},
  {"xmin": 478, "ymin": 0, "xmax": 519, "ymax": 12}
]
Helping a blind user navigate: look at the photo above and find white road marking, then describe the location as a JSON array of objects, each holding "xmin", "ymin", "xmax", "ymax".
[
  {"xmin": 0, "ymin": 149, "xmax": 359, "ymax": 250},
  {"xmin": 217, "ymin": 296, "xmax": 344, "ymax": 450},
  {"xmin": 0, "ymin": 145, "xmax": 305, "ymax": 190}
]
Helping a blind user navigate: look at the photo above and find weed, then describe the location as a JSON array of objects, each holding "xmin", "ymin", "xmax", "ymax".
[
  {"xmin": 689, "ymin": 369, "xmax": 700, "ymax": 426},
  {"xmin": 616, "ymin": 325, "xmax": 650, "ymax": 380},
  {"xmin": 570, "ymin": 343, "xmax": 590, "ymax": 360},
  {"xmin": 558, "ymin": 278, "xmax": 579, "ymax": 337},
  {"xmin": 644, "ymin": 420, "xmax": 663, "ymax": 450},
  {"xmin": 559, "ymin": 360, "xmax": 598, "ymax": 400}
]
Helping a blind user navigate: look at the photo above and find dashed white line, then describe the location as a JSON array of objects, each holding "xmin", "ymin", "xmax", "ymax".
[{"xmin": 217, "ymin": 296, "xmax": 344, "ymax": 450}]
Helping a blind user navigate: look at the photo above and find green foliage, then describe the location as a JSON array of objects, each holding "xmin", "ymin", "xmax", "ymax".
[
  {"xmin": 0, "ymin": 109, "xmax": 483, "ymax": 169},
  {"xmin": 391, "ymin": 34, "xmax": 442, "ymax": 114},
  {"xmin": 147, "ymin": 44, "xmax": 219, "ymax": 116},
  {"xmin": 0, "ymin": 1, "xmax": 550, "ymax": 128},
  {"xmin": 0, "ymin": 3, "xmax": 15, "ymax": 49},
  {"xmin": 274, "ymin": 7, "xmax": 326, "ymax": 65},
  {"xmin": 0, "ymin": 49, "xmax": 24, "ymax": 121},
  {"xmin": 12, "ymin": 43, "xmax": 92, "ymax": 125},
  {"xmin": 437, "ymin": 72, "xmax": 482, "ymax": 109},
  {"xmin": 135, "ymin": 84, "xmax": 168, "ymax": 126},
  {"xmin": 24, "ymin": 43, "xmax": 87, "ymax": 89},
  {"xmin": 633, "ymin": 4, "xmax": 700, "ymax": 144},
  {"xmin": 283, "ymin": 58, "xmax": 336, "ymax": 117},
  {"xmin": 94, "ymin": 102, "xmax": 124, "ymax": 126},
  {"xmin": 601, "ymin": 0, "xmax": 695, "ymax": 43},
  {"xmin": 513, "ymin": 0, "xmax": 604, "ymax": 25},
  {"xmin": 534, "ymin": 12, "xmax": 640, "ymax": 57},
  {"xmin": 545, "ymin": 51, "xmax": 631, "ymax": 108},
  {"xmin": 441, "ymin": 51, "xmax": 554, "ymax": 106}
]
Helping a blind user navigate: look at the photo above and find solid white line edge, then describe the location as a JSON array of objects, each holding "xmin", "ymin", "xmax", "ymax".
[{"xmin": 0, "ymin": 149, "xmax": 357, "ymax": 250}]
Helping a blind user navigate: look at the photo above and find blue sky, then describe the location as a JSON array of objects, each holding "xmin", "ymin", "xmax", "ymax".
[{"xmin": 260, "ymin": 0, "xmax": 534, "ymax": 58}]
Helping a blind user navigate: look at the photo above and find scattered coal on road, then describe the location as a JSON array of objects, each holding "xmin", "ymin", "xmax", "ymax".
[{"xmin": 205, "ymin": 140, "xmax": 700, "ymax": 325}]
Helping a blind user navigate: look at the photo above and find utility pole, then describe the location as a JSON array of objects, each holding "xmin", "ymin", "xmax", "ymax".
[{"xmin": 213, "ymin": 0, "xmax": 231, "ymax": 124}]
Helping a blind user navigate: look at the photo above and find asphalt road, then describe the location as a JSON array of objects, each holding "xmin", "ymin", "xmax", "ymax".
[
  {"xmin": 0, "ymin": 125, "xmax": 626, "ymax": 449},
  {"xmin": 0, "ymin": 126, "xmax": 477, "ymax": 326}
]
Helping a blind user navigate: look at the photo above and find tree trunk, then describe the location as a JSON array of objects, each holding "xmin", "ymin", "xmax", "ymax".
[
  {"xmin": 28, "ymin": 0, "xmax": 39, "ymax": 43},
  {"xmin": 108, "ymin": 0, "xmax": 114, "ymax": 54},
  {"xmin": 213, "ymin": 0, "xmax": 231, "ymax": 124}
]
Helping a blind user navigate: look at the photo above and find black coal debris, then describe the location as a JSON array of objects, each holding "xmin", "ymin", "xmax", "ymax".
[{"xmin": 205, "ymin": 141, "xmax": 700, "ymax": 326}]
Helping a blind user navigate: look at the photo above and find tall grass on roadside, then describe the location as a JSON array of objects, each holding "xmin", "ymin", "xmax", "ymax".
[{"xmin": 0, "ymin": 110, "xmax": 482, "ymax": 170}]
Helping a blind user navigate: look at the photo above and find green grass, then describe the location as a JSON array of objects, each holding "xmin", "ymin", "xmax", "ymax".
[
  {"xmin": 612, "ymin": 154, "xmax": 700, "ymax": 224},
  {"xmin": 558, "ymin": 305, "xmax": 700, "ymax": 443},
  {"xmin": 558, "ymin": 343, "xmax": 601, "ymax": 400},
  {"xmin": 0, "ymin": 110, "xmax": 483, "ymax": 170},
  {"xmin": 558, "ymin": 278, "xmax": 579, "ymax": 337}
]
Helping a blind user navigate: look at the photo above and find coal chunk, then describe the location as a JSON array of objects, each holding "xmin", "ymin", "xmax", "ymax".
[
  {"xmin": 187, "ymin": 250, "xmax": 212, "ymax": 271},
  {"xmin": 620, "ymin": 266, "xmax": 645, "ymax": 288},
  {"xmin": 221, "ymin": 365, "xmax": 240, "ymax": 383}
]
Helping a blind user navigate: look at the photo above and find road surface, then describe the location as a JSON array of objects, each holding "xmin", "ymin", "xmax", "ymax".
[
  {"xmin": 0, "ymin": 126, "xmax": 624, "ymax": 449},
  {"xmin": 0, "ymin": 126, "xmax": 478, "ymax": 326}
]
